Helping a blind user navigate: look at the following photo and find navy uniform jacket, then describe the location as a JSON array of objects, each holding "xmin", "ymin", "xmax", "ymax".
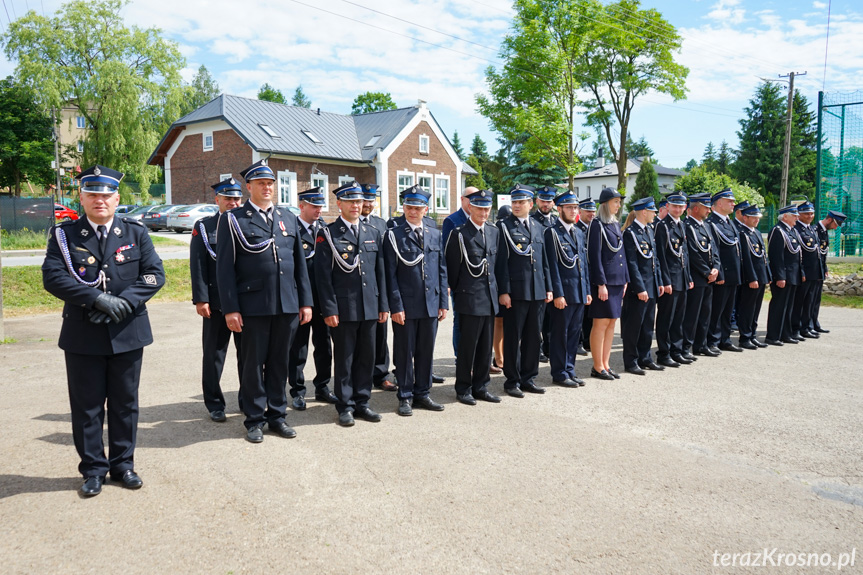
[
  {"xmin": 707, "ymin": 212, "xmax": 743, "ymax": 285},
  {"xmin": 544, "ymin": 221, "xmax": 589, "ymax": 304},
  {"xmin": 795, "ymin": 221, "xmax": 825, "ymax": 280},
  {"xmin": 495, "ymin": 214, "xmax": 552, "ymax": 301},
  {"xmin": 383, "ymin": 222, "xmax": 448, "ymax": 318},
  {"xmin": 655, "ymin": 215, "xmax": 692, "ymax": 291},
  {"xmin": 298, "ymin": 216, "xmax": 328, "ymax": 306},
  {"xmin": 587, "ymin": 218, "xmax": 629, "ymax": 286},
  {"xmin": 387, "ymin": 214, "xmax": 437, "ymax": 230},
  {"xmin": 623, "ymin": 222, "xmax": 662, "ymax": 298},
  {"xmin": 531, "ymin": 209, "xmax": 557, "ymax": 229},
  {"xmin": 215, "ymin": 205, "xmax": 312, "ymax": 316},
  {"xmin": 445, "ymin": 221, "xmax": 500, "ymax": 316},
  {"xmin": 739, "ymin": 224, "xmax": 772, "ymax": 285},
  {"xmin": 363, "ymin": 213, "xmax": 388, "ymax": 236},
  {"xmin": 190, "ymin": 214, "xmax": 221, "ymax": 309},
  {"xmin": 42, "ymin": 216, "xmax": 165, "ymax": 355},
  {"xmin": 685, "ymin": 216, "xmax": 722, "ymax": 287},
  {"xmin": 767, "ymin": 222, "xmax": 803, "ymax": 285},
  {"xmin": 315, "ymin": 219, "xmax": 388, "ymax": 322},
  {"xmin": 814, "ymin": 222, "xmax": 830, "ymax": 274},
  {"xmin": 441, "ymin": 208, "xmax": 469, "ymax": 251},
  {"xmin": 576, "ymin": 219, "xmax": 590, "ymax": 277}
]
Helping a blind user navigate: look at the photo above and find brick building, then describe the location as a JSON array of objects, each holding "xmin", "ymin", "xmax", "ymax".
[{"xmin": 148, "ymin": 94, "xmax": 476, "ymax": 219}]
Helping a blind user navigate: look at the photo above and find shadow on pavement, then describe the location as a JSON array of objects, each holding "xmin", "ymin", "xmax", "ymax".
[{"xmin": 0, "ymin": 475, "xmax": 79, "ymax": 499}]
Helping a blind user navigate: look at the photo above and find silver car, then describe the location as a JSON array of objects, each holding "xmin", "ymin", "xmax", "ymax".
[{"xmin": 166, "ymin": 204, "xmax": 219, "ymax": 233}]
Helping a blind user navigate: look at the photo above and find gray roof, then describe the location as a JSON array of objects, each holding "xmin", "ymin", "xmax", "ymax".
[
  {"xmin": 575, "ymin": 157, "xmax": 685, "ymax": 179},
  {"xmin": 353, "ymin": 107, "xmax": 419, "ymax": 162}
]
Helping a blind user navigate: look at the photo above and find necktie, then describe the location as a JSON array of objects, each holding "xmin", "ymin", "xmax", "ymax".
[
  {"xmin": 570, "ymin": 227, "xmax": 577, "ymax": 244},
  {"xmin": 351, "ymin": 224, "xmax": 359, "ymax": 240},
  {"xmin": 414, "ymin": 227, "xmax": 423, "ymax": 249},
  {"xmin": 97, "ymin": 225, "xmax": 107, "ymax": 257}
]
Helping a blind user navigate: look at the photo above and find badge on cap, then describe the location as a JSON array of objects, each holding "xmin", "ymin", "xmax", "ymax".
[{"xmin": 94, "ymin": 167, "xmax": 101, "ymax": 176}]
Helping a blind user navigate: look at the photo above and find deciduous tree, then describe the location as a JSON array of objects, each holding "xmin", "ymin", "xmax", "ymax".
[
  {"xmin": 351, "ymin": 92, "xmax": 397, "ymax": 115},
  {"xmin": 0, "ymin": 76, "xmax": 56, "ymax": 194},
  {"xmin": 292, "ymin": 85, "xmax": 311, "ymax": 108},
  {"xmin": 258, "ymin": 83, "xmax": 287, "ymax": 104}
]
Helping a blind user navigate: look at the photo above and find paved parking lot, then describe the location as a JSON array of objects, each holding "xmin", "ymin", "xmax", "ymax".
[{"xmin": 1, "ymin": 302, "xmax": 861, "ymax": 573}]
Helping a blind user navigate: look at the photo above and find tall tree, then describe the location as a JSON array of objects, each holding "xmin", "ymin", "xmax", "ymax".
[
  {"xmin": 292, "ymin": 85, "xmax": 311, "ymax": 108},
  {"xmin": 627, "ymin": 157, "xmax": 659, "ymax": 209},
  {"xmin": 2, "ymin": 0, "xmax": 186, "ymax": 192},
  {"xmin": 579, "ymin": 0, "xmax": 688, "ymax": 191},
  {"xmin": 258, "ymin": 83, "xmax": 287, "ymax": 104},
  {"xmin": 627, "ymin": 133, "xmax": 654, "ymax": 159},
  {"xmin": 702, "ymin": 141, "xmax": 718, "ymax": 172},
  {"xmin": 502, "ymin": 137, "xmax": 567, "ymax": 189},
  {"xmin": 684, "ymin": 158, "xmax": 698, "ymax": 171},
  {"xmin": 351, "ymin": 92, "xmax": 397, "ymax": 115},
  {"xmin": 788, "ymin": 91, "xmax": 817, "ymax": 200},
  {"xmin": 451, "ymin": 130, "xmax": 465, "ymax": 161},
  {"xmin": 183, "ymin": 64, "xmax": 220, "ymax": 115},
  {"xmin": 674, "ymin": 165, "xmax": 764, "ymax": 206},
  {"xmin": 715, "ymin": 140, "xmax": 733, "ymax": 175},
  {"xmin": 464, "ymin": 155, "xmax": 487, "ymax": 190},
  {"xmin": 470, "ymin": 134, "xmax": 489, "ymax": 162},
  {"xmin": 0, "ymin": 76, "xmax": 56, "ymax": 195}
]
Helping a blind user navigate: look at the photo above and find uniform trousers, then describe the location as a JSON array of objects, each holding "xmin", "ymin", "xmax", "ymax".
[
  {"xmin": 736, "ymin": 284, "xmax": 765, "ymax": 343},
  {"xmin": 454, "ymin": 313, "xmax": 493, "ymax": 396},
  {"xmin": 288, "ymin": 305, "xmax": 331, "ymax": 398},
  {"xmin": 239, "ymin": 314, "xmax": 298, "ymax": 429},
  {"xmin": 330, "ymin": 319, "xmax": 376, "ymax": 414},
  {"xmin": 549, "ymin": 302, "xmax": 585, "ymax": 382},
  {"xmin": 810, "ymin": 280, "xmax": 824, "ymax": 330},
  {"xmin": 655, "ymin": 290, "xmax": 686, "ymax": 360},
  {"xmin": 683, "ymin": 285, "xmax": 713, "ymax": 353},
  {"xmin": 201, "ymin": 309, "xmax": 243, "ymax": 412},
  {"xmin": 373, "ymin": 319, "xmax": 391, "ymax": 384},
  {"xmin": 621, "ymin": 292, "xmax": 656, "ymax": 369},
  {"xmin": 502, "ymin": 299, "xmax": 543, "ymax": 390},
  {"xmin": 766, "ymin": 283, "xmax": 797, "ymax": 341},
  {"xmin": 791, "ymin": 280, "xmax": 816, "ymax": 336},
  {"xmin": 540, "ymin": 302, "xmax": 551, "ymax": 357},
  {"xmin": 450, "ymin": 293, "xmax": 460, "ymax": 356},
  {"xmin": 581, "ymin": 304, "xmax": 592, "ymax": 350},
  {"xmin": 393, "ymin": 317, "xmax": 438, "ymax": 400},
  {"xmin": 65, "ymin": 348, "xmax": 143, "ymax": 478},
  {"xmin": 708, "ymin": 283, "xmax": 738, "ymax": 347}
]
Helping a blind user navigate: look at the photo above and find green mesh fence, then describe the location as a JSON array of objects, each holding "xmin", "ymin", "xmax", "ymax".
[{"xmin": 817, "ymin": 91, "xmax": 863, "ymax": 256}]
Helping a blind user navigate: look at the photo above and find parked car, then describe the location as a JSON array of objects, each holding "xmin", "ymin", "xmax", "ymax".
[
  {"xmin": 123, "ymin": 205, "xmax": 158, "ymax": 222},
  {"xmin": 55, "ymin": 204, "xmax": 79, "ymax": 221},
  {"xmin": 142, "ymin": 204, "xmax": 178, "ymax": 231},
  {"xmin": 166, "ymin": 204, "xmax": 219, "ymax": 233},
  {"xmin": 116, "ymin": 205, "xmax": 135, "ymax": 214}
]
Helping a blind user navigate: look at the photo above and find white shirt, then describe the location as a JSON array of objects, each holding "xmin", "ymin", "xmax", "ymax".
[
  {"xmin": 340, "ymin": 216, "xmax": 360, "ymax": 234},
  {"xmin": 86, "ymin": 217, "xmax": 115, "ymax": 238},
  {"xmin": 633, "ymin": 218, "xmax": 647, "ymax": 230},
  {"xmin": 247, "ymin": 200, "xmax": 273, "ymax": 223},
  {"xmin": 559, "ymin": 220, "xmax": 573, "ymax": 233}
]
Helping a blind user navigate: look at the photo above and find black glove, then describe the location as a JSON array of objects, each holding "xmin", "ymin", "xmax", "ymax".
[
  {"xmin": 93, "ymin": 293, "xmax": 133, "ymax": 323},
  {"xmin": 88, "ymin": 310, "xmax": 112, "ymax": 324}
]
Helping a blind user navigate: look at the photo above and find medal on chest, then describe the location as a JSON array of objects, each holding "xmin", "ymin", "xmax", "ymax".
[{"xmin": 279, "ymin": 221, "xmax": 288, "ymax": 236}]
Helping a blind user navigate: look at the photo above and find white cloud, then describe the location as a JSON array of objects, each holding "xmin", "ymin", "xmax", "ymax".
[
  {"xmin": 706, "ymin": 0, "xmax": 746, "ymax": 25},
  {"xmin": 813, "ymin": 1, "xmax": 827, "ymax": 9}
]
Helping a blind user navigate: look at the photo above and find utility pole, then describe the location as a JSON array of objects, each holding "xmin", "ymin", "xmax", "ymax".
[
  {"xmin": 779, "ymin": 71, "xmax": 806, "ymax": 208},
  {"xmin": 52, "ymin": 107, "xmax": 62, "ymax": 205}
]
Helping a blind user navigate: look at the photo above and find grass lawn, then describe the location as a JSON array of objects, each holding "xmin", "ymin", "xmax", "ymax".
[
  {"xmin": 1, "ymin": 229, "xmax": 187, "ymax": 250},
  {"xmin": 828, "ymin": 262, "xmax": 863, "ymax": 276}
]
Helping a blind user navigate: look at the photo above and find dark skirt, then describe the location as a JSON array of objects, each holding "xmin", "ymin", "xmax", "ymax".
[{"xmin": 589, "ymin": 284, "xmax": 625, "ymax": 319}]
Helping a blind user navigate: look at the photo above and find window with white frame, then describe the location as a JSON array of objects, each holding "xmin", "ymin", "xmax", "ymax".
[
  {"xmin": 419, "ymin": 134, "xmax": 430, "ymax": 154},
  {"xmin": 76, "ymin": 116, "xmax": 86, "ymax": 129},
  {"xmin": 219, "ymin": 173, "xmax": 232, "ymax": 182},
  {"xmin": 396, "ymin": 171, "xmax": 414, "ymax": 210},
  {"xmin": 574, "ymin": 186, "xmax": 579, "ymax": 194},
  {"xmin": 338, "ymin": 175, "xmax": 354, "ymax": 187},
  {"xmin": 203, "ymin": 132, "xmax": 213, "ymax": 152},
  {"xmin": 435, "ymin": 175, "xmax": 450, "ymax": 212},
  {"xmin": 77, "ymin": 141, "xmax": 84, "ymax": 153},
  {"xmin": 311, "ymin": 173, "xmax": 329, "ymax": 210},
  {"xmin": 586, "ymin": 185, "xmax": 591, "ymax": 196},
  {"xmin": 277, "ymin": 170, "xmax": 297, "ymax": 206}
]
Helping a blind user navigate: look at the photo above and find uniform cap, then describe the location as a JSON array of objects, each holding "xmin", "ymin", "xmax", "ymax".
[
  {"xmin": 239, "ymin": 159, "xmax": 275, "ymax": 182},
  {"xmin": 78, "ymin": 165, "xmax": 124, "ymax": 193},
  {"xmin": 211, "ymin": 177, "xmax": 243, "ymax": 197}
]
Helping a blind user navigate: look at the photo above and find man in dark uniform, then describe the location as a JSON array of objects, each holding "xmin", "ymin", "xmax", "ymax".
[
  {"xmin": 190, "ymin": 177, "xmax": 243, "ymax": 422},
  {"xmin": 544, "ymin": 189, "xmax": 591, "ymax": 386},
  {"xmin": 765, "ymin": 205, "xmax": 804, "ymax": 345},
  {"xmin": 621, "ymin": 197, "xmax": 664, "ymax": 375},
  {"xmin": 42, "ymin": 165, "xmax": 165, "ymax": 496},
  {"xmin": 730, "ymin": 200, "xmax": 751, "ymax": 333},
  {"xmin": 216, "ymin": 159, "xmax": 313, "ymax": 443},
  {"xmin": 383, "ymin": 185, "xmax": 448, "ymax": 416},
  {"xmin": 576, "ymin": 198, "xmax": 596, "ymax": 355},
  {"xmin": 654, "ymin": 193, "xmax": 693, "ymax": 368},
  {"xmin": 706, "ymin": 188, "xmax": 744, "ymax": 353},
  {"xmin": 360, "ymin": 184, "xmax": 397, "ymax": 391},
  {"xmin": 495, "ymin": 184, "xmax": 553, "ymax": 397},
  {"xmin": 532, "ymin": 185, "xmax": 557, "ymax": 363},
  {"xmin": 655, "ymin": 199, "xmax": 668, "ymax": 228},
  {"xmin": 287, "ymin": 187, "xmax": 337, "ymax": 410},
  {"xmin": 811, "ymin": 210, "xmax": 847, "ymax": 333},
  {"xmin": 445, "ymin": 188, "xmax": 501, "ymax": 405},
  {"xmin": 315, "ymin": 181, "xmax": 389, "ymax": 426},
  {"xmin": 442, "ymin": 187, "xmax": 474, "ymax": 358},
  {"xmin": 791, "ymin": 201, "xmax": 823, "ymax": 340},
  {"xmin": 682, "ymin": 193, "xmax": 721, "ymax": 357},
  {"xmin": 737, "ymin": 204, "xmax": 771, "ymax": 349}
]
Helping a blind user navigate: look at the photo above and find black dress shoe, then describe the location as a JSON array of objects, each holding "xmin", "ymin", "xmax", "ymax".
[
  {"xmin": 658, "ymin": 357, "xmax": 680, "ymax": 368},
  {"xmin": 81, "ymin": 475, "xmax": 105, "ymax": 497},
  {"xmin": 576, "ymin": 345, "xmax": 588, "ymax": 356},
  {"xmin": 522, "ymin": 382, "xmax": 545, "ymax": 394},
  {"xmin": 625, "ymin": 366, "xmax": 646, "ymax": 376},
  {"xmin": 573, "ymin": 377, "xmax": 586, "ymax": 387},
  {"xmin": 752, "ymin": 338, "xmax": 768, "ymax": 348},
  {"xmin": 291, "ymin": 396, "xmax": 306, "ymax": 411},
  {"xmin": 270, "ymin": 421, "xmax": 297, "ymax": 439},
  {"xmin": 338, "ymin": 411, "xmax": 355, "ymax": 426},
  {"xmin": 718, "ymin": 343, "xmax": 744, "ymax": 352},
  {"xmin": 799, "ymin": 330, "xmax": 819, "ymax": 339},
  {"xmin": 781, "ymin": 338, "xmax": 799, "ymax": 344},
  {"xmin": 209, "ymin": 409, "xmax": 227, "ymax": 422},
  {"xmin": 432, "ymin": 373, "xmax": 445, "ymax": 384},
  {"xmin": 765, "ymin": 339, "xmax": 784, "ymax": 346},
  {"xmin": 246, "ymin": 424, "xmax": 264, "ymax": 443},
  {"xmin": 553, "ymin": 378, "xmax": 579, "ymax": 388},
  {"xmin": 639, "ymin": 361, "xmax": 665, "ymax": 371},
  {"xmin": 110, "ymin": 470, "xmax": 143, "ymax": 489},
  {"xmin": 814, "ymin": 327, "xmax": 830, "ymax": 334},
  {"xmin": 475, "ymin": 390, "xmax": 502, "ymax": 403},
  {"xmin": 397, "ymin": 399, "xmax": 413, "ymax": 416},
  {"xmin": 355, "ymin": 407, "xmax": 383, "ymax": 422},
  {"xmin": 695, "ymin": 348, "xmax": 720, "ymax": 357},
  {"xmin": 681, "ymin": 352, "xmax": 698, "ymax": 361},
  {"xmin": 505, "ymin": 387, "xmax": 524, "ymax": 398},
  {"xmin": 590, "ymin": 367, "xmax": 614, "ymax": 380},
  {"xmin": 671, "ymin": 354, "xmax": 693, "ymax": 365},
  {"xmin": 708, "ymin": 346, "xmax": 722, "ymax": 354},
  {"xmin": 413, "ymin": 396, "xmax": 444, "ymax": 411},
  {"xmin": 607, "ymin": 369, "xmax": 621, "ymax": 379},
  {"xmin": 457, "ymin": 393, "xmax": 477, "ymax": 406},
  {"xmin": 739, "ymin": 340, "xmax": 758, "ymax": 350},
  {"xmin": 538, "ymin": 352, "xmax": 549, "ymax": 363},
  {"xmin": 314, "ymin": 389, "xmax": 338, "ymax": 404}
]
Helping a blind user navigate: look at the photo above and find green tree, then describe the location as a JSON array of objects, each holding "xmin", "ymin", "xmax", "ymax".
[
  {"xmin": 627, "ymin": 158, "xmax": 659, "ymax": 209},
  {"xmin": 788, "ymin": 91, "xmax": 817, "ymax": 200},
  {"xmin": 465, "ymin": 154, "xmax": 487, "ymax": 190},
  {"xmin": 716, "ymin": 140, "xmax": 733, "ymax": 175},
  {"xmin": 292, "ymin": 85, "xmax": 311, "ymax": 108},
  {"xmin": 501, "ymin": 134, "xmax": 566, "ymax": 189},
  {"xmin": 452, "ymin": 131, "xmax": 465, "ymax": 160},
  {"xmin": 684, "ymin": 158, "xmax": 698, "ymax": 171},
  {"xmin": 182, "ymin": 64, "xmax": 220, "ymax": 116},
  {"xmin": 258, "ymin": 83, "xmax": 287, "ymax": 104},
  {"xmin": 0, "ymin": 76, "xmax": 56, "ymax": 195},
  {"xmin": 470, "ymin": 134, "xmax": 489, "ymax": 162},
  {"xmin": 351, "ymin": 92, "xmax": 397, "ymax": 115},
  {"xmin": 674, "ymin": 165, "xmax": 764, "ymax": 206},
  {"xmin": 579, "ymin": 0, "xmax": 688, "ymax": 191},
  {"xmin": 627, "ymin": 133, "xmax": 653, "ymax": 159},
  {"xmin": 2, "ymin": 0, "xmax": 186, "ymax": 194},
  {"xmin": 702, "ymin": 141, "xmax": 718, "ymax": 172}
]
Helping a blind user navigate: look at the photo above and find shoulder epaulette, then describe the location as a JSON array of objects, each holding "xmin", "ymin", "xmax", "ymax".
[{"xmin": 122, "ymin": 217, "xmax": 145, "ymax": 227}]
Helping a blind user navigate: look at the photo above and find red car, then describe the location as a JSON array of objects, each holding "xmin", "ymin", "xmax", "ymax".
[{"xmin": 55, "ymin": 204, "xmax": 79, "ymax": 221}]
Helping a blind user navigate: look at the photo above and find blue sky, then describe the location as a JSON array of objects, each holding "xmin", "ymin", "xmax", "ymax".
[{"xmin": 2, "ymin": 0, "xmax": 861, "ymax": 170}]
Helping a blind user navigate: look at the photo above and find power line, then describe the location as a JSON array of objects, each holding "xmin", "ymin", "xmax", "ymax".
[
  {"xmin": 822, "ymin": 0, "xmax": 832, "ymax": 92},
  {"xmin": 1, "ymin": 0, "xmax": 12, "ymax": 24}
]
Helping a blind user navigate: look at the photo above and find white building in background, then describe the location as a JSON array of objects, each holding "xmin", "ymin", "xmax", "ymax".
[{"xmin": 566, "ymin": 149, "xmax": 686, "ymax": 200}]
